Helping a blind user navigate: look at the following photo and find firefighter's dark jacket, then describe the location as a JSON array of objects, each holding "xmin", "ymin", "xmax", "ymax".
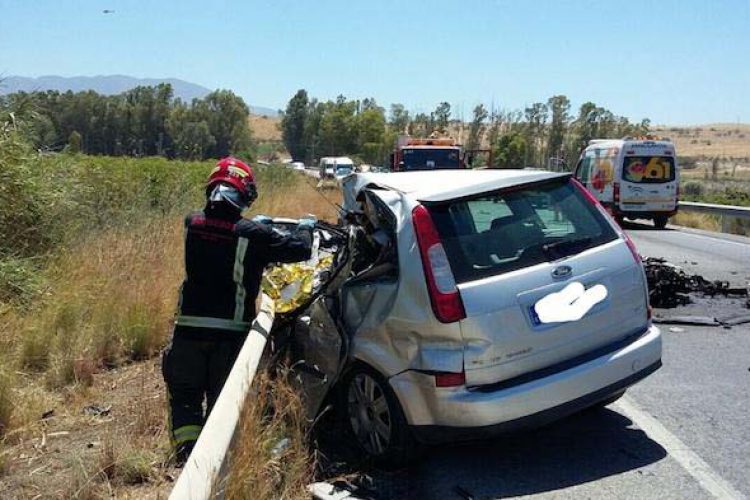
[{"xmin": 174, "ymin": 204, "xmax": 312, "ymax": 340}]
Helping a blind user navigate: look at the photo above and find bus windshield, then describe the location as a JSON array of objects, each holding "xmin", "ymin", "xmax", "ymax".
[
  {"xmin": 401, "ymin": 148, "xmax": 461, "ymax": 170},
  {"xmin": 622, "ymin": 156, "xmax": 676, "ymax": 183}
]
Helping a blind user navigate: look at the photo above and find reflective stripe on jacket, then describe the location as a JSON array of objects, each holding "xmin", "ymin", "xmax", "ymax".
[{"xmin": 175, "ymin": 205, "xmax": 312, "ymax": 339}]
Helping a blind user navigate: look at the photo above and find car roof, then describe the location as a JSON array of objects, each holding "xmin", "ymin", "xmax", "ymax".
[{"xmin": 345, "ymin": 170, "xmax": 570, "ymax": 203}]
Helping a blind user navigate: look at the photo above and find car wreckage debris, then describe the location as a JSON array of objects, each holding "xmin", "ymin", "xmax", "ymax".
[
  {"xmin": 654, "ymin": 313, "xmax": 750, "ymax": 327},
  {"xmin": 652, "ymin": 315, "xmax": 720, "ymax": 326},
  {"xmin": 643, "ymin": 257, "xmax": 748, "ymax": 309}
]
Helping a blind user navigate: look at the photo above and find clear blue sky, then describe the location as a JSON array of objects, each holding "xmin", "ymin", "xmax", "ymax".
[{"xmin": 1, "ymin": 0, "xmax": 749, "ymax": 124}]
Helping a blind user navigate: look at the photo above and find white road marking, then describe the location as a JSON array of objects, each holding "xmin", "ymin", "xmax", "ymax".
[
  {"xmin": 672, "ymin": 230, "xmax": 750, "ymax": 249},
  {"xmin": 615, "ymin": 396, "xmax": 746, "ymax": 500}
]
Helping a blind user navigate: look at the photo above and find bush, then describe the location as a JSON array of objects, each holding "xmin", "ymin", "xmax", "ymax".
[
  {"xmin": 682, "ymin": 181, "xmax": 704, "ymax": 197},
  {"xmin": 0, "ymin": 257, "xmax": 44, "ymax": 305},
  {"xmin": 0, "ymin": 154, "xmax": 211, "ymax": 304},
  {"xmin": 100, "ymin": 440, "xmax": 156, "ymax": 485},
  {"xmin": 117, "ymin": 449, "xmax": 155, "ymax": 485}
]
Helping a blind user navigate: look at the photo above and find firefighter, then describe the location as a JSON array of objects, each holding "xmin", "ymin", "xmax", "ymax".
[{"xmin": 162, "ymin": 157, "xmax": 314, "ymax": 465}]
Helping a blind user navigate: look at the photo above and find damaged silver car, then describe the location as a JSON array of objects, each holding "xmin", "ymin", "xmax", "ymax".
[{"xmin": 267, "ymin": 170, "xmax": 662, "ymax": 464}]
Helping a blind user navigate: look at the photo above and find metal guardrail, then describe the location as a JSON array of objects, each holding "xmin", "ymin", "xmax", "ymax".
[
  {"xmin": 678, "ymin": 201, "xmax": 750, "ymax": 233},
  {"xmin": 169, "ymin": 294, "xmax": 275, "ymax": 500}
]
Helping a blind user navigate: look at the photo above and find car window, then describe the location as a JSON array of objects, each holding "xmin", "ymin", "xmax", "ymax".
[
  {"xmin": 576, "ymin": 155, "xmax": 593, "ymax": 183},
  {"xmin": 428, "ymin": 179, "xmax": 618, "ymax": 283},
  {"xmin": 622, "ymin": 156, "xmax": 675, "ymax": 183},
  {"xmin": 462, "ymin": 199, "xmax": 512, "ymax": 232}
]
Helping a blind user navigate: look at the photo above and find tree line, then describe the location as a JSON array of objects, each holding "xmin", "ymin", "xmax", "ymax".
[
  {"xmin": 281, "ymin": 90, "xmax": 651, "ymax": 169},
  {"xmin": 0, "ymin": 84, "xmax": 253, "ymax": 160}
]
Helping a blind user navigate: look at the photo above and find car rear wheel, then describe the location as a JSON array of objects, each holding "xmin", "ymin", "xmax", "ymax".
[
  {"xmin": 653, "ymin": 215, "xmax": 669, "ymax": 229},
  {"xmin": 344, "ymin": 365, "xmax": 415, "ymax": 466}
]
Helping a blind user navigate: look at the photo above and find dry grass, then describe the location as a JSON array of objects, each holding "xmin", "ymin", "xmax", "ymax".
[
  {"xmin": 0, "ymin": 359, "xmax": 173, "ymax": 499},
  {"xmin": 12, "ymin": 217, "xmax": 183, "ymax": 388},
  {"xmin": 251, "ymin": 173, "xmax": 342, "ymax": 223},
  {"xmin": 220, "ymin": 370, "xmax": 313, "ymax": 500},
  {"xmin": 672, "ymin": 211, "xmax": 722, "ymax": 232},
  {"xmin": 0, "ymin": 367, "xmax": 13, "ymax": 438},
  {"xmin": 0, "ymin": 171, "xmax": 339, "ymax": 498},
  {"xmin": 250, "ymin": 114, "xmax": 282, "ymax": 142},
  {"xmin": 0, "ymin": 215, "xmax": 183, "ymax": 448},
  {"xmin": 652, "ymin": 123, "xmax": 750, "ymax": 158}
]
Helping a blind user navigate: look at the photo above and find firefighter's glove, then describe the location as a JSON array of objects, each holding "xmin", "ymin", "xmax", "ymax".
[
  {"xmin": 252, "ymin": 214, "xmax": 273, "ymax": 224},
  {"xmin": 298, "ymin": 217, "xmax": 317, "ymax": 230}
]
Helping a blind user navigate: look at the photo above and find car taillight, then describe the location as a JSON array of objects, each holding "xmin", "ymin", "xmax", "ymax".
[
  {"xmin": 623, "ymin": 232, "xmax": 642, "ymax": 264},
  {"xmin": 613, "ymin": 182, "xmax": 620, "ymax": 203},
  {"xmin": 572, "ymin": 178, "xmax": 640, "ymax": 263},
  {"xmin": 412, "ymin": 205, "xmax": 466, "ymax": 323},
  {"xmin": 434, "ymin": 371, "xmax": 466, "ymax": 387}
]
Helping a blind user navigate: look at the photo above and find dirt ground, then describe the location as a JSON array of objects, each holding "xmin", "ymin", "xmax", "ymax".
[
  {"xmin": 0, "ymin": 359, "xmax": 175, "ymax": 499},
  {"xmin": 652, "ymin": 123, "xmax": 750, "ymax": 158}
]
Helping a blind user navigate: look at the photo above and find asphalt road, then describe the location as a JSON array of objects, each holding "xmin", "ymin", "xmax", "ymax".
[
  {"xmin": 365, "ymin": 224, "xmax": 750, "ymax": 500},
  {"xmin": 627, "ymin": 222, "xmax": 750, "ymax": 287}
]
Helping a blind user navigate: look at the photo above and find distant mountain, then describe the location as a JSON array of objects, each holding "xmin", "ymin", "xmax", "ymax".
[
  {"xmin": 0, "ymin": 75, "xmax": 278, "ymax": 116},
  {"xmin": 250, "ymin": 105, "xmax": 280, "ymax": 117},
  {"xmin": 1, "ymin": 75, "xmax": 211, "ymax": 102}
]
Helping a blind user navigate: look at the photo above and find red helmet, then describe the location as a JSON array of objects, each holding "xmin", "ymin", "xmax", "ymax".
[{"xmin": 206, "ymin": 157, "xmax": 257, "ymax": 205}]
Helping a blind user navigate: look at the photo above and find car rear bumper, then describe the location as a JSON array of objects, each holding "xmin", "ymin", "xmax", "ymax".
[
  {"xmin": 618, "ymin": 210, "xmax": 678, "ymax": 218},
  {"xmin": 388, "ymin": 324, "xmax": 661, "ymax": 445},
  {"xmin": 612, "ymin": 206, "xmax": 677, "ymax": 218},
  {"xmin": 601, "ymin": 202, "xmax": 677, "ymax": 217}
]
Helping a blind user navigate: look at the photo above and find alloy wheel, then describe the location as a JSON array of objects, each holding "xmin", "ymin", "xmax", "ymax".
[{"xmin": 347, "ymin": 372, "xmax": 392, "ymax": 455}]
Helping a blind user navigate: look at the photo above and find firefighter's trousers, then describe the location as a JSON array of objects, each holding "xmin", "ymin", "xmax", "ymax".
[{"xmin": 161, "ymin": 332, "xmax": 245, "ymax": 460}]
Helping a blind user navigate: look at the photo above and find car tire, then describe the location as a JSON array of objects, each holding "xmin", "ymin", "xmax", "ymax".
[
  {"xmin": 342, "ymin": 363, "xmax": 416, "ymax": 467},
  {"xmin": 654, "ymin": 215, "xmax": 669, "ymax": 229}
]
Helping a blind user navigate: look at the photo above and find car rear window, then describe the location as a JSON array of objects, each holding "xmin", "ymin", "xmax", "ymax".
[
  {"xmin": 623, "ymin": 156, "xmax": 676, "ymax": 183},
  {"xmin": 427, "ymin": 179, "xmax": 618, "ymax": 283}
]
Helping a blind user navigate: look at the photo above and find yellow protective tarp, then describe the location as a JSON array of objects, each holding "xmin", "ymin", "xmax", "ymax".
[{"xmin": 262, "ymin": 255, "xmax": 333, "ymax": 313}]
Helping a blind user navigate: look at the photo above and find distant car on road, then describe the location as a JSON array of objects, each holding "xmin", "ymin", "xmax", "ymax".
[
  {"xmin": 319, "ymin": 156, "xmax": 354, "ymax": 179},
  {"xmin": 291, "ymin": 161, "xmax": 306, "ymax": 171}
]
